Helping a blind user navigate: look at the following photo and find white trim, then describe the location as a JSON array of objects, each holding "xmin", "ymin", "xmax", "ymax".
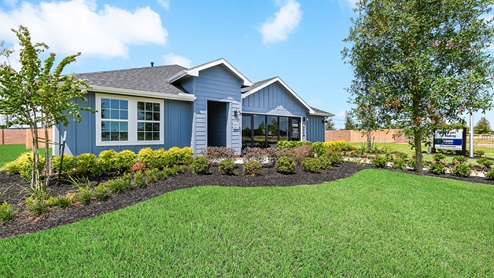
[
  {"xmin": 241, "ymin": 77, "xmax": 315, "ymax": 114},
  {"xmin": 90, "ymin": 86, "xmax": 196, "ymax": 102},
  {"xmin": 167, "ymin": 58, "xmax": 253, "ymax": 87},
  {"xmin": 95, "ymin": 93, "xmax": 165, "ymax": 147}
]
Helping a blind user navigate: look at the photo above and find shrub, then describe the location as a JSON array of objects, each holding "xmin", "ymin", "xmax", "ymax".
[
  {"xmin": 452, "ymin": 155, "xmax": 468, "ymax": 165},
  {"xmin": 242, "ymin": 147, "xmax": 268, "ymax": 163},
  {"xmin": 74, "ymin": 153, "xmax": 99, "ymax": 177},
  {"xmin": 429, "ymin": 162, "xmax": 446, "ymax": 175},
  {"xmin": 201, "ymin": 147, "xmax": 236, "ymax": 165},
  {"xmin": 301, "ymin": 157, "xmax": 321, "ymax": 173},
  {"xmin": 476, "ymin": 158, "xmax": 494, "ymax": 169},
  {"xmin": 74, "ymin": 188, "xmax": 92, "ymax": 205},
  {"xmin": 277, "ymin": 140, "xmax": 311, "ymax": 148},
  {"xmin": 93, "ymin": 184, "xmax": 109, "ymax": 201},
  {"xmin": 326, "ymin": 151, "xmax": 344, "ymax": 166},
  {"xmin": 312, "ymin": 142, "xmax": 326, "ymax": 157},
  {"xmin": 0, "ymin": 201, "xmax": 16, "ymax": 223},
  {"xmin": 115, "ymin": 150, "xmax": 137, "ymax": 172},
  {"xmin": 51, "ymin": 154, "xmax": 76, "ymax": 174},
  {"xmin": 145, "ymin": 168, "xmax": 159, "ymax": 184},
  {"xmin": 318, "ymin": 156, "xmax": 333, "ymax": 170},
  {"xmin": 97, "ymin": 149, "xmax": 119, "ymax": 175},
  {"xmin": 243, "ymin": 160, "xmax": 262, "ymax": 176},
  {"xmin": 26, "ymin": 198, "xmax": 48, "ymax": 216},
  {"xmin": 292, "ymin": 145, "xmax": 314, "ymax": 164},
  {"xmin": 106, "ymin": 173, "xmax": 133, "ymax": 193},
  {"xmin": 218, "ymin": 159, "xmax": 237, "ymax": 175},
  {"xmin": 433, "ymin": 153, "xmax": 447, "ymax": 161},
  {"xmin": 190, "ymin": 156, "xmax": 210, "ymax": 175},
  {"xmin": 395, "ymin": 152, "xmax": 408, "ymax": 160},
  {"xmin": 133, "ymin": 170, "xmax": 147, "ymax": 187},
  {"xmin": 474, "ymin": 149, "xmax": 485, "ymax": 157},
  {"xmin": 451, "ymin": 164, "xmax": 472, "ymax": 178},
  {"xmin": 164, "ymin": 147, "xmax": 194, "ymax": 167},
  {"xmin": 407, "ymin": 158, "xmax": 416, "ymax": 169},
  {"xmin": 5, "ymin": 152, "xmax": 46, "ymax": 182},
  {"xmin": 392, "ymin": 158, "xmax": 406, "ymax": 170},
  {"xmin": 137, "ymin": 147, "xmax": 155, "ymax": 167},
  {"xmin": 485, "ymin": 168, "xmax": 494, "ymax": 180},
  {"xmin": 275, "ymin": 156, "xmax": 295, "ymax": 174},
  {"xmin": 45, "ymin": 195, "xmax": 72, "ymax": 208},
  {"xmin": 372, "ymin": 155, "xmax": 388, "ymax": 168}
]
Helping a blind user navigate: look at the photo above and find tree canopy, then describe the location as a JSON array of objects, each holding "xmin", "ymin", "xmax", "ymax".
[
  {"xmin": 474, "ymin": 117, "xmax": 492, "ymax": 135},
  {"xmin": 0, "ymin": 26, "xmax": 91, "ymax": 191},
  {"xmin": 343, "ymin": 0, "xmax": 494, "ymax": 172},
  {"xmin": 344, "ymin": 112, "xmax": 356, "ymax": 130}
]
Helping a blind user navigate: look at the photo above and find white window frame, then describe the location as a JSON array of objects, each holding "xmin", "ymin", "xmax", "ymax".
[{"xmin": 95, "ymin": 93, "xmax": 164, "ymax": 146}]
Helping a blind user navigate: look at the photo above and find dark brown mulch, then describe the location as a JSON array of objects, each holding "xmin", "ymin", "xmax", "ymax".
[{"xmin": 1, "ymin": 162, "xmax": 492, "ymax": 239}]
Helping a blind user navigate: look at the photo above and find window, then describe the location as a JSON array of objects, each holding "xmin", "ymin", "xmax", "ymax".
[
  {"xmin": 242, "ymin": 114, "xmax": 301, "ymax": 148},
  {"xmin": 96, "ymin": 94, "xmax": 163, "ymax": 146}
]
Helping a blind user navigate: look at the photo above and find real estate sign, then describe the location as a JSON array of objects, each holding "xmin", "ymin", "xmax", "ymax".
[{"xmin": 433, "ymin": 129, "xmax": 466, "ymax": 152}]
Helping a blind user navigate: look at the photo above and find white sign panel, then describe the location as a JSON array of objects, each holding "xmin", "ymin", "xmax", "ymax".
[{"xmin": 434, "ymin": 129, "xmax": 464, "ymax": 151}]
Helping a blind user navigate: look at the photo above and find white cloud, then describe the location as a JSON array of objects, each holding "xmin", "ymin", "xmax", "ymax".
[
  {"xmin": 0, "ymin": 0, "xmax": 167, "ymax": 60},
  {"xmin": 335, "ymin": 111, "xmax": 346, "ymax": 118},
  {"xmin": 163, "ymin": 53, "xmax": 192, "ymax": 68},
  {"xmin": 157, "ymin": 0, "xmax": 170, "ymax": 10},
  {"xmin": 259, "ymin": 0, "xmax": 302, "ymax": 44},
  {"xmin": 337, "ymin": 0, "xmax": 356, "ymax": 9},
  {"xmin": 3, "ymin": 0, "xmax": 18, "ymax": 7}
]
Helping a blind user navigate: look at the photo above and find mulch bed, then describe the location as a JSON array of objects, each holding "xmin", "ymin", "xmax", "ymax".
[{"xmin": 1, "ymin": 162, "xmax": 492, "ymax": 239}]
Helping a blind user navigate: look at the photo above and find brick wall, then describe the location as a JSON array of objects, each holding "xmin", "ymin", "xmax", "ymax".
[
  {"xmin": 1, "ymin": 128, "xmax": 52, "ymax": 148},
  {"xmin": 325, "ymin": 129, "xmax": 407, "ymax": 143}
]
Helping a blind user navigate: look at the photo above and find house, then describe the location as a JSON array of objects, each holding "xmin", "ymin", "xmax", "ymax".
[{"xmin": 54, "ymin": 59, "xmax": 333, "ymax": 156}]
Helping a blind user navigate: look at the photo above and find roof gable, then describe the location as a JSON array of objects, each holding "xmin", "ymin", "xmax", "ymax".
[
  {"xmin": 242, "ymin": 77, "xmax": 315, "ymax": 114},
  {"xmin": 167, "ymin": 58, "xmax": 253, "ymax": 86}
]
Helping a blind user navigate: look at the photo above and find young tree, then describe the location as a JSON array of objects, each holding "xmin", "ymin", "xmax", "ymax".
[
  {"xmin": 474, "ymin": 117, "xmax": 492, "ymax": 135},
  {"xmin": 344, "ymin": 112, "xmax": 356, "ymax": 130},
  {"xmin": 343, "ymin": 0, "xmax": 494, "ymax": 173},
  {"xmin": 325, "ymin": 118, "xmax": 335, "ymax": 130},
  {"xmin": 0, "ymin": 26, "xmax": 91, "ymax": 192}
]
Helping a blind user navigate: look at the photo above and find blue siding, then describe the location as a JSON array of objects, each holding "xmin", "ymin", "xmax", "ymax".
[
  {"xmin": 182, "ymin": 65, "xmax": 243, "ymax": 154},
  {"xmin": 306, "ymin": 115, "xmax": 326, "ymax": 142},
  {"xmin": 242, "ymin": 83, "xmax": 308, "ymax": 117},
  {"xmin": 55, "ymin": 92, "xmax": 193, "ymax": 156}
]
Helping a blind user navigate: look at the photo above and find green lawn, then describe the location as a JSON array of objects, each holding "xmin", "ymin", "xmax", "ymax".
[
  {"xmin": 0, "ymin": 144, "xmax": 50, "ymax": 168},
  {"xmin": 1, "ymin": 169, "xmax": 493, "ymax": 277}
]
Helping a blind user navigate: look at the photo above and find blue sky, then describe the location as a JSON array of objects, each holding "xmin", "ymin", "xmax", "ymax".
[{"xmin": 0, "ymin": 0, "xmax": 492, "ymax": 129}]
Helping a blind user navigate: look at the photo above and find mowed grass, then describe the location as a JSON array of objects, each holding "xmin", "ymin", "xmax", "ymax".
[
  {"xmin": 0, "ymin": 144, "xmax": 50, "ymax": 167},
  {"xmin": 1, "ymin": 169, "xmax": 494, "ymax": 277}
]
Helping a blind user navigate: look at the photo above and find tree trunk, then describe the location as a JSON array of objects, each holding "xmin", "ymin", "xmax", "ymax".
[
  {"xmin": 43, "ymin": 119, "xmax": 51, "ymax": 187},
  {"xmin": 414, "ymin": 128, "xmax": 424, "ymax": 174},
  {"xmin": 366, "ymin": 131, "xmax": 372, "ymax": 150},
  {"xmin": 30, "ymin": 124, "xmax": 42, "ymax": 190}
]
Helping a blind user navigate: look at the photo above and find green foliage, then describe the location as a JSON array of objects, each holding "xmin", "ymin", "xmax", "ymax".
[
  {"xmin": 344, "ymin": 112, "xmax": 356, "ymax": 130},
  {"xmin": 0, "ymin": 26, "xmax": 93, "ymax": 189},
  {"xmin": 137, "ymin": 147, "xmax": 154, "ymax": 168},
  {"xmin": 145, "ymin": 169, "xmax": 159, "ymax": 184},
  {"xmin": 474, "ymin": 117, "xmax": 491, "ymax": 135},
  {"xmin": 429, "ymin": 162, "xmax": 446, "ymax": 175},
  {"xmin": 51, "ymin": 154, "xmax": 76, "ymax": 174},
  {"xmin": 343, "ymin": 1, "xmax": 494, "ymax": 173},
  {"xmin": 433, "ymin": 153, "xmax": 447, "ymax": 162},
  {"xmin": 25, "ymin": 198, "xmax": 48, "ymax": 216},
  {"xmin": 93, "ymin": 184, "xmax": 109, "ymax": 201},
  {"xmin": 476, "ymin": 158, "xmax": 493, "ymax": 169},
  {"xmin": 325, "ymin": 118, "xmax": 335, "ymax": 130},
  {"xmin": 277, "ymin": 140, "xmax": 312, "ymax": 149},
  {"xmin": 4, "ymin": 152, "xmax": 33, "ymax": 175},
  {"xmin": 317, "ymin": 156, "xmax": 333, "ymax": 170},
  {"xmin": 74, "ymin": 153, "xmax": 99, "ymax": 177},
  {"xmin": 115, "ymin": 150, "xmax": 137, "ymax": 172},
  {"xmin": 372, "ymin": 155, "xmax": 388, "ymax": 168},
  {"xmin": 45, "ymin": 195, "xmax": 72, "ymax": 208},
  {"xmin": 105, "ymin": 174, "xmax": 133, "ymax": 193},
  {"xmin": 392, "ymin": 158, "xmax": 407, "ymax": 170},
  {"xmin": 97, "ymin": 149, "xmax": 119, "ymax": 175},
  {"xmin": 242, "ymin": 160, "xmax": 262, "ymax": 176},
  {"xmin": 218, "ymin": 159, "xmax": 237, "ymax": 175},
  {"xmin": 74, "ymin": 189, "xmax": 92, "ymax": 205},
  {"xmin": 474, "ymin": 149, "xmax": 486, "ymax": 157},
  {"xmin": 165, "ymin": 147, "xmax": 194, "ymax": 166},
  {"xmin": 485, "ymin": 168, "xmax": 494, "ymax": 180},
  {"xmin": 301, "ymin": 158, "xmax": 321, "ymax": 173},
  {"xmin": 133, "ymin": 170, "xmax": 147, "ymax": 187},
  {"xmin": 451, "ymin": 164, "xmax": 472, "ymax": 178},
  {"xmin": 275, "ymin": 156, "xmax": 295, "ymax": 174},
  {"xmin": 0, "ymin": 201, "xmax": 16, "ymax": 223},
  {"xmin": 452, "ymin": 156, "xmax": 468, "ymax": 165},
  {"xmin": 190, "ymin": 156, "xmax": 210, "ymax": 175}
]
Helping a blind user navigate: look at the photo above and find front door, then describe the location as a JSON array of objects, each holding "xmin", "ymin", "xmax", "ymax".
[{"xmin": 207, "ymin": 101, "xmax": 227, "ymax": 147}]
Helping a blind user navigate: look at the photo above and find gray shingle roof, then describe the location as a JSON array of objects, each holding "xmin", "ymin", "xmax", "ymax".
[
  {"xmin": 75, "ymin": 65, "xmax": 188, "ymax": 95},
  {"xmin": 241, "ymin": 77, "xmax": 277, "ymax": 93},
  {"xmin": 310, "ymin": 107, "xmax": 334, "ymax": 117}
]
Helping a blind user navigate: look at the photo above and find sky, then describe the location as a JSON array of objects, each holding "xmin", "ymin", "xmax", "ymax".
[{"xmin": 0, "ymin": 0, "xmax": 491, "ymax": 129}]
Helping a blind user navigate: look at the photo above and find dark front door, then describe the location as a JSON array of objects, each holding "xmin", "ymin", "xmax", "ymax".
[{"xmin": 207, "ymin": 101, "xmax": 227, "ymax": 147}]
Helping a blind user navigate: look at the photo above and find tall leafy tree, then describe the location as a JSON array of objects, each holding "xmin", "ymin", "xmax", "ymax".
[
  {"xmin": 0, "ymin": 26, "xmax": 91, "ymax": 191},
  {"xmin": 344, "ymin": 112, "xmax": 356, "ymax": 130},
  {"xmin": 325, "ymin": 118, "xmax": 335, "ymax": 130},
  {"xmin": 343, "ymin": 0, "xmax": 494, "ymax": 173},
  {"xmin": 474, "ymin": 117, "xmax": 492, "ymax": 134}
]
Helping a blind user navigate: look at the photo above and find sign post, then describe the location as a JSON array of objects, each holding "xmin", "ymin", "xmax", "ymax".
[{"xmin": 433, "ymin": 128, "xmax": 467, "ymax": 155}]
